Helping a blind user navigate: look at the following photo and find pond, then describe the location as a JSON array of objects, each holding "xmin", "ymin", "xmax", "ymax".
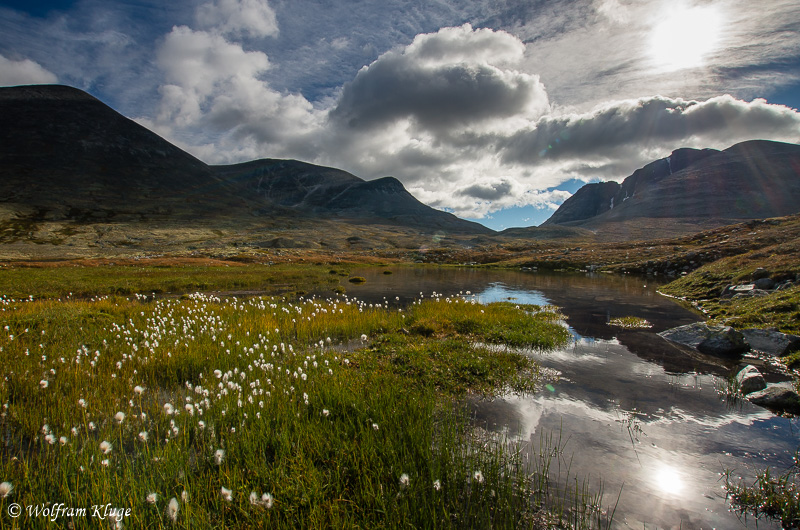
[{"xmin": 341, "ymin": 266, "xmax": 799, "ymax": 529}]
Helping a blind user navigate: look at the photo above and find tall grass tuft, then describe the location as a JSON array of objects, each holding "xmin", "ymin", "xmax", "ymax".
[{"xmin": 0, "ymin": 289, "xmax": 585, "ymax": 528}]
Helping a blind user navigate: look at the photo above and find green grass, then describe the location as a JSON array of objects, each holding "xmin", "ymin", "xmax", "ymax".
[
  {"xmin": 0, "ymin": 287, "xmax": 582, "ymax": 528},
  {"xmin": 0, "ymin": 263, "xmax": 343, "ymax": 299},
  {"xmin": 724, "ymin": 459, "xmax": 800, "ymax": 528},
  {"xmin": 607, "ymin": 316, "xmax": 653, "ymax": 329}
]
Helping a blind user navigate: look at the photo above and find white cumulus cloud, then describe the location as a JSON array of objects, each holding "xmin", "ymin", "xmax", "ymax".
[
  {"xmin": 196, "ymin": 0, "xmax": 279, "ymax": 39},
  {"xmin": 0, "ymin": 54, "xmax": 58, "ymax": 86}
]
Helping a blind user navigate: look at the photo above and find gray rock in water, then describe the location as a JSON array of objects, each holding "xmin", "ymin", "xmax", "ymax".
[
  {"xmin": 748, "ymin": 383, "xmax": 800, "ymax": 415},
  {"xmin": 698, "ymin": 326, "xmax": 749, "ymax": 357},
  {"xmin": 658, "ymin": 322, "xmax": 749, "ymax": 358},
  {"xmin": 735, "ymin": 365, "xmax": 767, "ymax": 395},
  {"xmin": 741, "ymin": 329, "xmax": 800, "ymax": 357}
]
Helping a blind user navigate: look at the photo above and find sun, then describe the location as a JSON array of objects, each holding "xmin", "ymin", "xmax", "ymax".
[{"xmin": 649, "ymin": 3, "xmax": 724, "ymax": 72}]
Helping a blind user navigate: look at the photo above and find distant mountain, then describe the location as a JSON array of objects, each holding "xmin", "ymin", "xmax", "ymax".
[
  {"xmin": 0, "ymin": 84, "xmax": 489, "ymax": 235},
  {"xmin": 212, "ymin": 159, "xmax": 490, "ymax": 233},
  {"xmin": 543, "ymin": 140, "xmax": 800, "ymax": 237}
]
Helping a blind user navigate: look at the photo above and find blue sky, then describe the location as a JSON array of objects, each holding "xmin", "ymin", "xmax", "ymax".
[{"xmin": 1, "ymin": 0, "xmax": 799, "ymax": 230}]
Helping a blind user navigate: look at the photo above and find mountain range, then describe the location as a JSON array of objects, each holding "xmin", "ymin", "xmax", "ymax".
[
  {"xmin": 1, "ymin": 84, "xmax": 799, "ymax": 257},
  {"xmin": 0, "ymin": 85, "xmax": 487, "ymax": 236},
  {"xmin": 539, "ymin": 140, "xmax": 800, "ymax": 239}
]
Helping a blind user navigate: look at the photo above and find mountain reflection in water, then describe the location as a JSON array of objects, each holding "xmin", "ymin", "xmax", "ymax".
[{"xmin": 341, "ymin": 266, "xmax": 799, "ymax": 528}]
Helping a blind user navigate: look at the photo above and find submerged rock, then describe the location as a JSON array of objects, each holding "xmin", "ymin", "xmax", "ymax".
[
  {"xmin": 747, "ymin": 383, "xmax": 800, "ymax": 415},
  {"xmin": 658, "ymin": 323, "xmax": 749, "ymax": 358},
  {"xmin": 741, "ymin": 329, "xmax": 800, "ymax": 357},
  {"xmin": 735, "ymin": 365, "xmax": 767, "ymax": 395}
]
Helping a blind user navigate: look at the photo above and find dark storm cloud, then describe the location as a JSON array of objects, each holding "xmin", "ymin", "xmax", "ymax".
[
  {"xmin": 329, "ymin": 24, "xmax": 548, "ymax": 133},
  {"xmin": 500, "ymin": 94, "xmax": 800, "ymax": 165}
]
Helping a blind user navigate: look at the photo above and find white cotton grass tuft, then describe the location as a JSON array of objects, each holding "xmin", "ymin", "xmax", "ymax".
[
  {"xmin": 138, "ymin": 431, "xmax": 149, "ymax": 442},
  {"xmin": 220, "ymin": 487, "xmax": 233, "ymax": 502},
  {"xmin": 167, "ymin": 497, "xmax": 179, "ymax": 522},
  {"xmin": 261, "ymin": 492, "xmax": 274, "ymax": 509},
  {"xmin": 100, "ymin": 440, "xmax": 112, "ymax": 454},
  {"xmin": 433, "ymin": 479, "xmax": 441, "ymax": 491},
  {"xmin": 146, "ymin": 492, "xmax": 158, "ymax": 504},
  {"xmin": 473, "ymin": 470, "xmax": 484, "ymax": 484},
  {"xmin": 134, "ymin": 385, "xmax": 145, "ymax": 395},
  {"xmin": 399, "ymin": 473, "xmax": 410, "ymax": 488},
  {"xmin": 0, "ymin": 481, "xmax": 12, "ymax": 498},
  {"xmin": 114, "ymin": 411, "xmax": 125, "ymax": 424},
  {"xmin": 250, "ymin": 491, "xmax": 274, "ymax": 508},
  {"xmin": 39, "ymin": 380, "xmax": 48, "ymax": 389},
  {"xmin": 214, "ymin": 449, "xmax": 225, "ymax": 465}
]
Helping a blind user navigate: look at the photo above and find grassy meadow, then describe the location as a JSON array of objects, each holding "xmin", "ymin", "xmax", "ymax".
[{"xmin": 0, "ymin": 265, "xmax": 597, "ymax": 529}]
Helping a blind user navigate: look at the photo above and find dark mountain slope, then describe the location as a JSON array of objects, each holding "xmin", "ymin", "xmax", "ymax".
[
  {"xmin": 212, "ymin": 159, "xmax": 493, "ymax": 234},
  {"xmin": 0, "ymin": 84, "xmax": 489, "ymax": 235},
  {"xmin": 544, "ymin": 140, "xmax": 800, "ymax": 231},
  {"xmin": 0, "ymin": 84, "xmax": 246, "ymax": 220}
]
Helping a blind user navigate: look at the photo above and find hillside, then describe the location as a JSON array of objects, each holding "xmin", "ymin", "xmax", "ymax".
[
  {"xmin": 543, "ymin": 141, "xmax": 800, "ymax": 240},
  {"xmin": 0, "ymin": 84, "xmax": 489, "ymax": 258}
]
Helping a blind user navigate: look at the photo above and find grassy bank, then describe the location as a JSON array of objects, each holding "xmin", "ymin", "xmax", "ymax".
[
  {"xmin": 0, "ymin": 286, "xmax": 586, "ymax": 528},
  {"xmin": 0, "ymin": 260, "xmax": 347, "ymax": 299},
  {"xmin": 658, "ymin": 238, "xmax": 800, "ymax": 336}
]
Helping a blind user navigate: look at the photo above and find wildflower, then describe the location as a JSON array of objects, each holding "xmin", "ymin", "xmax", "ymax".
[
  {"xmin": 134, "ymin": 385, "xmax": 145, "ymax": 395},
  {"xmin": 78, "ymin": 398, "xmax": 87, "ymax": 408},
  {"xmin": 0, "ymin": 482, "xmax": 12, "ymax": 498},
  {"xmin": 101, "ymin": 459, "xmax": 110, "ymax": 467},
  {"xmin": 100, "ymin": 440, "xmax": 112, "ymax": 454},
  {"xmin": 89, "ymin": 421, "xmax": 96, "ymax": 431},
  {"xmin": 167, "ymin": 497, "xmax": 179, "ymax": 522},
  {"xmin": 322, "ymin": 409, "xmax": 330, "ymax": 417},
  {"xmin": 249, "ymin": 491, "xmax": 259, "ymax": 505},
  {"xmin": 433, "ymin": 479, "xmax": 441, "ymax": 491},
  {"xmin": 59, "ymin": 436, "xmax": 67, "ymax": 446},
  {"xmin": 114, "ymin": 411, "xmax": 125, "ymax": 424},
  {"xmin": 220, "ymin": 487, "xmax": 233, "ymax": 502},
  {"xmin": 138, "ymin": 431, "xmax": 149, "ymax": 442},
  {"xmin": 214, "ymin": 449, "xmax": 225, "ymax": 465},
  {"xmin": 473, "ymin": 470, "xmax": 484, "ymax": 484},
  {"xmin": 399, "ymin": 473, "xmax": 410, "ymax": 488},
  {"xmin": 39, "ymin": 380, "xmax": 48, "ymax": 389},
  {"xmin": 163, "ymin": 403, "xmax": 174, "ymax": 415},
  {"xmin": 198, "ymin": 420, "xmax": 206, "ymax": 431},
  {"xmin": 147, "ymin": 492, "xmax": 158, "ymax": 504},
  {"xmin": 45, "ymin": 434, "xmax": 56, "ymax": 445},
  {"xmin": 261, "ymin": 492, "xmax": 274, "ymax": 509},
  {"xmin": 360, "ymin": 334, "xmax": 367, "ymax": 341},
  {"xmin": 372, "ymin": 423, "xmax": 379, "ymax": 431}
]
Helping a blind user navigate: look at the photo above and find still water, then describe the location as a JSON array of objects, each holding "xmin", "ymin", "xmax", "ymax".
[{"xmin": 341, "ymin": 266, "xmax": 799, "ymax": 529}]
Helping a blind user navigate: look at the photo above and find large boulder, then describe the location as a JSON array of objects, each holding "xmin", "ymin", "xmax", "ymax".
[
  {"xmin": 735, "ymin": 365, "xmax": 767, "ymax": 395},
  {"xmin": 658, "ymin": 323, "xmax": 749, "ymax": 358},
  {"xmin": 741, "ymin": 329, "xmax": 800, "ymax": 357},
  {"xmin": 747, "ymin": 383, "xmax": 800, "ymax": 415}
]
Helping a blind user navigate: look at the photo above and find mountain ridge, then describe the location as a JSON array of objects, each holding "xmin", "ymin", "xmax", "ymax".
[
  {"xmin": 542, "ymin": 140, "xmax": 800, "ymax": 235},
  {"xmin": 0, "ymin": 84, "xmax": 490, "ymax": 235}
]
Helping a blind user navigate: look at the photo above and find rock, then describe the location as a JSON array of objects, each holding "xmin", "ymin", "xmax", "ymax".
[
  {"xmin": 658, "ymin": 323, "xmax": 749, "ymax": 357},
  {"xmin": 697, "ymin": 327, "xmax": 749, "ymax": 357},
  {"xmin": 753, "ymin": 277, "xmax": 776, "ymax": 290},
  {"xmin": 751, "ymin": 267, "xmax": 770, "ymax": 280},
  {"xmin": 735, "ymin": 365, "xmax": 767, "ymax": 395},
  {"xmin": 741, "ymin": 329, "xmax": 800, "ymax": 356},
  {"xmin": 748, "ymin": 383, "xmax": 800, "ymax": 415},
  {"xmin": 732, "ymin": 289, "xmax": 770, "ymax": 299}
]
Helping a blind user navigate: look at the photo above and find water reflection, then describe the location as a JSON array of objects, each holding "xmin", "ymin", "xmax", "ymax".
[{"xmin": 341, "ymin": 267, "xmax": 798, "ymax": 528}]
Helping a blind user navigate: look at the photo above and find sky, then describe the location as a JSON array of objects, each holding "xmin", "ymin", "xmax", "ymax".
[{"xmin": 1, "ymin": 0, "xmax": 799, "ymax": 230}]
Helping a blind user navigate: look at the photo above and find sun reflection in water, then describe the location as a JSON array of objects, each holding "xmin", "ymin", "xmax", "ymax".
[{"xmin": 655, "ymin": 465, "xmax": 684, "ymax": 496}]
